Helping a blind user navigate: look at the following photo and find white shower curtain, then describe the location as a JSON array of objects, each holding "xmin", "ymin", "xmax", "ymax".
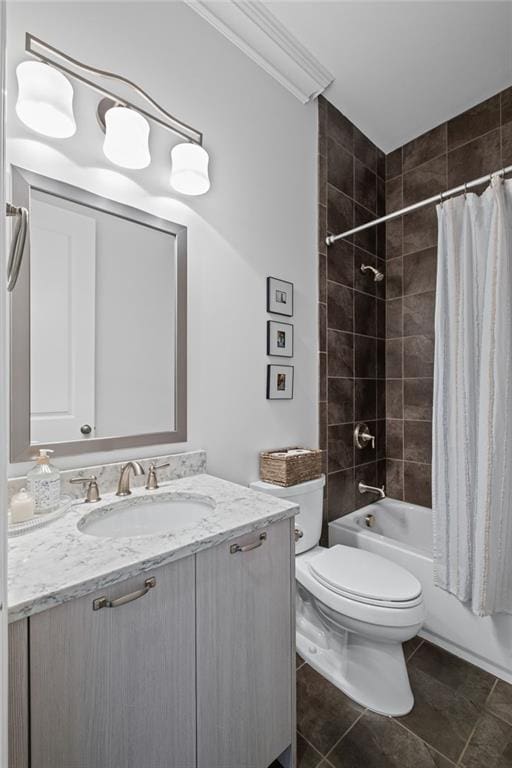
[{"xmin": 433, "ymin": 177, "xmax": 512, "ymax": 616}]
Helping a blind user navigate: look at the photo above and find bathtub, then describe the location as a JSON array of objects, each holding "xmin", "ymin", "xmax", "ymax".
[{"xmin": 329, "ymin": 498, "xmax": 512, "ymax": 683}]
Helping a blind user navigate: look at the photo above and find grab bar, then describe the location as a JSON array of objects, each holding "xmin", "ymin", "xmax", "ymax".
[{"xmin": 6, "ymin": 203, "xmax": 28, "ymax": 292}]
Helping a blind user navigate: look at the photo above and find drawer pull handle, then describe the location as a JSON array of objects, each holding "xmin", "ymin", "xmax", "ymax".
[
  {"xmin": 230, "ymin": 531, "xmax": 267, "ymax": 554},
  {"xmin": 92, "ymin": 577, "xmax": 156, "ymax": 611}
]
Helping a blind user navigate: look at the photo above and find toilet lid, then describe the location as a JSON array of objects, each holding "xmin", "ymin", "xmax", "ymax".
[{"xmin": 309, "ymin": 545, "xmax": 422, "ymax": 605}]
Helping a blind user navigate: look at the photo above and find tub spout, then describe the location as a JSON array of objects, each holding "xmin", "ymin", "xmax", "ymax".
[{"xmin": 358, "ymin": 481, "xmax": 386, "ymax": 500}]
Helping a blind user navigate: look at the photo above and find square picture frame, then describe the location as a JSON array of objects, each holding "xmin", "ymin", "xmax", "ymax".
[
  {"xmin": 267, "ymin": 320, "xmax": 293, "ymax": 357},
  {"xmin": 267, "ymin": 365, "xmax": 294, "ymax": 400},
  {"xmin": 267, "ymin": 276, "xmax": 294, "ymax": 317}
]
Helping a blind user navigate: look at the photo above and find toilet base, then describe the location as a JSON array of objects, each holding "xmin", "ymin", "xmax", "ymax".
[{"xmin": 297, "ymin": 594, "xmax": 415, "ymax": 716}]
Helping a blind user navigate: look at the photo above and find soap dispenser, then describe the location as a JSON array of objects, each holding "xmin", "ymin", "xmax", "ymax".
[{"xmin": 27, "ymin": 449, "xmax": 61, "ymax": 514}]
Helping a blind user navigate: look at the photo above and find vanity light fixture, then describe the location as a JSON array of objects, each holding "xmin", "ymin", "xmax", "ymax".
[{"xmin": 16, "ymin": 33, "xmax": 211, "ymax": 194}]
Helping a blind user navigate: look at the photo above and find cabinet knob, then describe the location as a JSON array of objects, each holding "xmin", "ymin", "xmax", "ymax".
[{"xmin": 80, "ymin": 424, "xmax": 92, "ymax": 435}]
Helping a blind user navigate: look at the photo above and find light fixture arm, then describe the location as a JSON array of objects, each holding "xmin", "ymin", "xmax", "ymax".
[{"xmin": 25, "ymin": 32, "xmax": 203, "ymax": 146}]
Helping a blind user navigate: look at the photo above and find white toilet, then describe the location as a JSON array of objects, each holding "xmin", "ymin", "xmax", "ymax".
[{"xmin": 250, "ymin": 475, "xmax": 425, "ymax": 716}]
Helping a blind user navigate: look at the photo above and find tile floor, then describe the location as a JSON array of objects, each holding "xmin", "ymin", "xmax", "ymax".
[{"xmin": 277, "ymin": 638, "xmax": 512, "ymax": 767}]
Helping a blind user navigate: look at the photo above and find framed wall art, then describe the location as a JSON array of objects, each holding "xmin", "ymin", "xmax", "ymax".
[
  {"xmin": 267, "ymin": 320, "xmax": 293, "ymax": 357},
  {"xmin": 267, "ymin": 365, "xmax": 294, "ymax": 400},
  {"xmin": 267, "ymin": 276, "xmax": 293, "ymax": 317}
]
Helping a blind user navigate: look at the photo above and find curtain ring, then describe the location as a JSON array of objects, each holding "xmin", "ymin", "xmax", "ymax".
[
  {"xmin": 463, "ymin": 183, "xmax": 468, "ymax": 200},
  {"xmin": 439, "ymin": 191, "xmax": 444, "ymax": 208}
]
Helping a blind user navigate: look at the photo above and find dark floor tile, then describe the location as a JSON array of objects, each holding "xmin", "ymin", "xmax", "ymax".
[
  {"xmin": 386, "ymin": 147, "xmax": 402, "ymax": 179},
  {"xmin": 327, "ymin": 711, "xmax": 453, "ymax": 768},
  {"xmin": 355, "ymin": 378, "xmax": 377, "ymax": 421},
  {"xmin": 403, "ymin": 461, "xmax": 432, "ymax": 507},
  {"xmin": 487, "ymin": 681, "xmax": 512, "ymax": 726},
  {"xmin": 502, "ymin": 121, "xmax": 512, "ymax": 166},
  {"xmin": 328, "ymin": 239, "xmax": 354, "ymax": 288},
  {"xmin": 502, "ymin": 87, "xmax": 512, "ymax": 125},
  {"xmin": 328, "ymin": 282, "xmax": 353, "ymax": 332},
  {"xmin": 400, "ymin": 664, "xmax": 481, "ymax": 762},
  {"xmin": 386, "ymin": 339, "xmax": 403, "ymax": 378},
  {"xmin": 403, "ymin": 155, "xmax": 447, "ymax": 207},
  {"xmin": 328, "ymin": 377, "xmax": 354, "ymax": 425},
  {"xmin": 354, "ymin": 127, "xmax": 378, "ymax": 173},
  {"xmin": 296, "ymin": 661, "xmax": 362, "ymax": 755},
  {"xmin": 354, "ymin": 462, "xmax": 377, "ymax": 505},
  {"xmin": 355, "ymin": 335, "xmax": 377, "ymax": 378},
  {"xmin": 386, "ymin": 256, "xmax": 403, "ymax": 299},
  {"xmin": 404, "ymin": 420, "xmax": 432, "ymax": 463},
  {"xmin": 354, "ymin": 204, "xmax": 376, "ymax": 255},
  {"xmin": 403, "ymin": 248, "xmax": 437, "ymax": 296},
  {"xmin": 296, "ymin": 732, "xmax": 324, "ymax": 768},
  {"xmin": 354, "ymin": 158, "xmax": 377, "ymax": 213},
  {"xmin": 403, "ymin": 291, "xmax": 435, "ymax": 337},
  {"xmin": 447, "ymin": 129, "xmax": 501, "ymax": 188},
  {"xmin": 386, "ymin": 380, "xmax": 403, "ymax": 419},
  {"xmin": 386, "ymin": 419, "xmax": 403, "ymax": 460},
  {"xmin": 386, "ymin": 216, "xmax": 403, "ymax": 260},
  {"xmin": 386, "ymin": 459, "xmax": 404, "ymax": 499},
  {"xmin": 327, "ymin": 101, "xmax": 353, "ymax": 154},
  {"xmin": 386, "ymin": 176, "xmax": 403, "ymax": 213},
  {"xmin": 404, "ymin": 335, "xmax": 434, "ymax": 378},
  {"xmin": 448, "ymin": 94, "xmax": 501, "ymax": 151},
  {"xmin": 403, "ymin": 205, "xmax": 437, "ymax": 255},
  {"xmin": 328, "ymin": 137, "xmax": 354, "ymax": 197},
  {"xmin": 410, "ymin": 642, "xmax": 495, "ymax": 708},
  {"xmin": 328, "ymin": 330, "xmax": 354, "ymax": 377},
  {"xmin": 355, "ymin": 292, "xmax": 377, "ymax": 337},
  {"xmin": 327, "ymin": 469, "xmax": 355, "ymax": 520},
  {"xmin": 386, "ymin": 298, "xmax": 403, "ymax": 338},
  {"xmin": 403, "ymin": 124, "xmax": 447, "ymax": 172},
  {"xmin": 328, "ymin": 184, "xmax": 353, "ymax": 237},
  {"xmin": 462, "ymin": 712, "xmax": 512, "ymax": 768},
  {"xmin": 328, "ymin": 424, "xmax": 354, "ymax": 472},
  {"xmin": 404, "ymin": 379, "xmax": 433, "ymax": 421},
  {"xmin": 403, "ymin": 636, "xmax": 424, "ymax": 660}
]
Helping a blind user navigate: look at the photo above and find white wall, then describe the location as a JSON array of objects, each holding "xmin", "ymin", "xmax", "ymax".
[{"xmin": 5, "ymin": 1, "xmax": 318, "ymax": 485}]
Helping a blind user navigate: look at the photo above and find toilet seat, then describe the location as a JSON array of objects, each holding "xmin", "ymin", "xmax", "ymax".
[{"xmin": 309, "ymin": 545, "xmax": 423, "ymax": 608}]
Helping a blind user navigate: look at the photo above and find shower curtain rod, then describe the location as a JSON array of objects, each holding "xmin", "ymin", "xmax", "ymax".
[{"xmin": 326, "ymin": 163, "xmax": 512, "ymax": 246}]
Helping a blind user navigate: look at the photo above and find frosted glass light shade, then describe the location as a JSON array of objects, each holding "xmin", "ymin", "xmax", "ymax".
[
  {"xmin": 16, "ymin": 61, "xmax": 76, "ymax": 138},
  {"xmin": 103, "ymin": 107, "xmax": 150, "ymax": 169},
  {"xmin": 170, "ymin": 143, "xmax": 210, "ymax": 195}
]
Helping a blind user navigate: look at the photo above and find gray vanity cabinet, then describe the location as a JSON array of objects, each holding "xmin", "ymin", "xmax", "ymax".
[
  {"xmin": 196, "ymin": 519, "xmax": 294, "ymax": 768},
  {"xmin": 28, "ymin": 556, "xmax": 196, "ymax": 768}
]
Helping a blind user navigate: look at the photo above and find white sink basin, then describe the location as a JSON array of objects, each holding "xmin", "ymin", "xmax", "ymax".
[{"xmin": 78, "ymin": 493, "xmax": 215, "ymax": 538}]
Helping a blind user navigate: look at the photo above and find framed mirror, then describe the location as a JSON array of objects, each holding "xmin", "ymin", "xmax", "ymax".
[{"xmin": 10, "ymin": 166, "xmax": 187, "ymax": 461}]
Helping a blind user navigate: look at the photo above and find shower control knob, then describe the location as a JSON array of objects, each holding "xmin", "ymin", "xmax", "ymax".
[
  {"xmin": 80, "ymin": 424, "xmax": 92, "ymax": 435},
  {"xmin": 354, "ymin": 422, "xmax": 375, "ymax": 450}
]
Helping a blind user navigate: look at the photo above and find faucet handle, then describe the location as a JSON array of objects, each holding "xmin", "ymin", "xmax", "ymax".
[
  {"xmin": 145, "ymin": 462, "xmax": 170, "ymax": 491},
  {"xmin": 354, "ymin": 423, "xmax": 375, "ymax": 450},
  {"xmin": 70, "ymin": 475, "xmax": 101, "ymax": 503}
]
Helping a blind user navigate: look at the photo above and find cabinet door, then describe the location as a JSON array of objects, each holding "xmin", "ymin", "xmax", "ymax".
[
  {"xmin": 8, "ymin": 620, "xmax": 29, "ymax": 768},
  {"xmin": 196, "ymin": 519, "xmax": 294, "ymax": 768},
  {"xmin": 29, "ymin": 557, "xmax": 196, "ymax": 768}
]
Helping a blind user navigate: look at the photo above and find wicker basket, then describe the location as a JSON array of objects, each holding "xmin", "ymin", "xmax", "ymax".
[{"xmin": 259, "ymin": 447, "xmax": 322, "ymax": 487}]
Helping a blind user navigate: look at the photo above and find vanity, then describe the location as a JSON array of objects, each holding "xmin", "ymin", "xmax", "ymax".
[{"xmin": 8, "ymin": 465, "xmax": 298, "ymax": 768}]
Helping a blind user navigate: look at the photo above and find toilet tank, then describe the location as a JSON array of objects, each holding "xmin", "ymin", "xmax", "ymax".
[{"xmin": 249, "ymin": 475, "xmax": 325, "ymax": 554}]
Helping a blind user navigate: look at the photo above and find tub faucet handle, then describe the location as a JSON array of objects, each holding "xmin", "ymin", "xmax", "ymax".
[{"xmin": 354, "ymin": 422, "xmax": 375, "ymax": 450}]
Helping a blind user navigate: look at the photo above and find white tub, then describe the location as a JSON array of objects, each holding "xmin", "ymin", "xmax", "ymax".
[{"xmin": 329, "ymin": 498, "xmax": 512, "ymax": 683}]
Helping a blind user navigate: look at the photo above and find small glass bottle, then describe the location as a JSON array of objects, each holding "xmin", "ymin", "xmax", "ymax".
[{"xmin": 27, "ymin": 449, "xmax": 61, "ymax": 514}]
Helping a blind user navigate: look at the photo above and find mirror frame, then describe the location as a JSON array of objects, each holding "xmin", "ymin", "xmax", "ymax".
[{"xmin": 9, "ymin": 166, "xmax": 187, "ymax": 462}]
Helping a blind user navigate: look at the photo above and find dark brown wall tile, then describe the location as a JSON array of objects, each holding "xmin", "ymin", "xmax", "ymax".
[
  {"xmin": 377, "ymin": 149, "xmax": 385, "ymax": 179},
  {"xmin": 386, "ymin": 338, "xmax": 403, "ymax": 378},
  {"xmin": 377, "ymin": 379, "xmax": 386, "ymax": 418},
  {"xmin": 319, "ymin": 253, "xmax": 327, "ymax": 303},
  {"xmin": 328, "ymin": 424, "xmax": 354, "ymax": 472},
  {"xmin": 404, "ymin": 379, "xmax": 433, "ymax": 420},
  {"xmin": 355, "ymin": 292, "xmax": 377, "ymax": 337},
  {"xmin": 354, "ymin": 127, "xmax": 377, "ymax": 172},
  {"xmin": 327, "ymin": 137, "xmax": 353, "ymax": 197},
  {"xmin": 403, "ymin": 291, "xmax": 435, "ymax": 336},
  {"xmin": 328, "ymin": 239, "xmax": 354, "ymax": 288},
  {"xmin": 318, "ymin": 204, "xmax": 327, "ymax": 255},
  {"xmin": 354, "ymin": 203, "xmax": 376, "ymax": 255},
  {"xmin": 403, "ymin": 154, "xmax": 447, "ymax": 207},
  {"xmin": 386, "ymin": 459, "xmax": 404, "ymax": 500},
  {"xmin": 386, "ymin": 216, "xmax": 403, "ymax": 260},
  {"xmin": 403, "ymin": 247, "xmax": 437, "ymax": 295},
  {"xmin": 502, "ymin": 87, "xmax": 512, "ymax": 125},
  {"xmin": 328, "ymin": 377, "xmax": 354, "ymax": 425},
  {"xmin": 386, "ymin": 147, "xmax": 402, "ymax": 179},
  {"xmin": 318, "ymin": 153, "xmax": 327, "ymax": 203},
  {"xmin": 447, "ymin": 129, "xmax": 501, "ymax": 188},
  {"xmin": 502, "ymin": 121, "xmax": 512, "ymax": 166},
  {"xmin": 403, "ymin": 205, "xmax": 437, "ymax": 254},
  {"xmin": 327, "ymin": 184, "xmax": 353, "ymax": 236},
  {"xmin": 328, "ymin": 281, "xmax": 353, "ymax": 332},
  {"xmin": 354, "ymin": 250, "xmax": 377, "ymax": 295},
  {"xmin": 377, "ymin": 175, "xmax": 385, "ymax": 216},
  {"xmin": 386, "ymin": 176, "xmax": 403, "ymax": 213},
  {"xmin": 386, "ymin": 380, "xmax": 403, "ymax": 419},
  {"xmin": 404, "ymin": 420, "xmax": 432, "ymax": 463},
  {"xmin": 404, "ymin": 335, "xmax": 434, "ymax": 378},
  {"xmin": 377, "ymin": 338, "xmax": 385, "ymax": 379},
  {"xmin": 327, "ymin": 101, "xmax": 353, "ymax": 153},
  {"xmin": 386, "ymin": 419, "xmax": 403, "ymax": 459},
  {"xmin": 319, "ymin": 352, "xmax": 327, "ymax": 402},
  {"xmin": 319, "ymin": 302, "xmax": 326, "ymax": 352},
  {"xmin": 404, "ymin": 461, "xmax": 432, "ymax": 507},
  {"xmin": 355, "ymin": 335, "xmax": 377, "ymax": 378},
  {"xmin": 386, "ymin": 256, "xmax": 403, "ymax": 298},
  {"xmin": 354, "ymin": 463, "xmax": 378, "ymax": 507},
  {"xmin": 377, "ymin": 296, "xmax": 386, "ymax": 338},
  {"xmin": 403, "ymin": 124, "xmax": 447, "ymax": 171},
  {"xmin": 327, "ymin": 469, "xmax": 355, "ymax": 520},
  {"xmin": 447, "ymin": 94, "xmax": 500, "ymax": 150},
  {"xmin": 355, "ymin": 379, "xmax": 377, "ymax": 421},
  {"xmin": 328, "ymin": 329, "xmax": 353, "ymax": 377},
  {"xmin": 386, "ymin": 297, "xmax": 403, "ymax": 338},
  {"xmin": 354, "ymin": 159, "xmax": 377, "ymax": 212},
  {"xmin": 319, "ymin": 401, "xmax": 327, "ymax": 450}
]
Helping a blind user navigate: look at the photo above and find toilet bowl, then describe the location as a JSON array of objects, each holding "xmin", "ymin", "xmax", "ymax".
[{"xmin": 250, "ymin": 476, "xmax": 425, "ymax": 716}]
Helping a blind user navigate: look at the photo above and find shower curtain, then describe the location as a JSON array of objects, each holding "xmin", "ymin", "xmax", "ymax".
[{"xmin": 433, "ymin": 176, "xmax": 512, "ymax": 616}]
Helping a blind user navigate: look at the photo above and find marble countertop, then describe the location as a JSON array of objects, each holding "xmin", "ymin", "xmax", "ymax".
[{"xmin": 8, "ymin": 473, "xmax": 298, "ymax": 622}]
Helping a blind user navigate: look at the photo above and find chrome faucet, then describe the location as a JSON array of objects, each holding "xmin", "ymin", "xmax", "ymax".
[
  {"xmin": 358, "ymin": 481, "xmax": 386, "ymax": 500},
  {"xmin": 116, "ymin": 461, "xmax": 145, "ymax": 497}
]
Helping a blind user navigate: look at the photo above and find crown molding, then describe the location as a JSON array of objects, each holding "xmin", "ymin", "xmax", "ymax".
[{"xmin": 183, "ymin": 0, "xmax": 333, "ymax": 103}]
